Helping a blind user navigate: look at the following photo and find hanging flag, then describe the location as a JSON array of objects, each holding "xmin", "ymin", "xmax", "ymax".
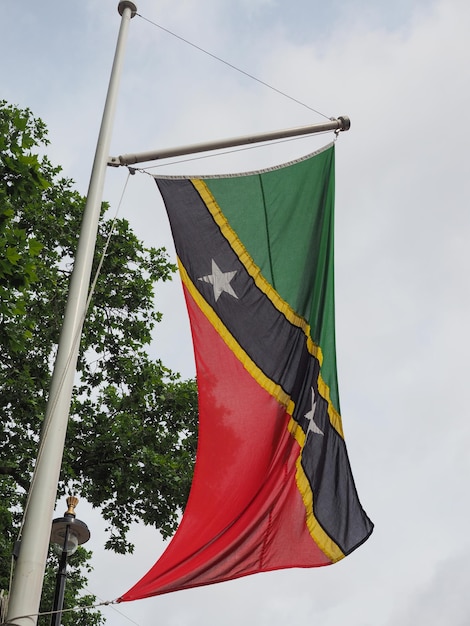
[{"xmin": 119, "ymin": 143, "xmax": 373, "ymax": 602}]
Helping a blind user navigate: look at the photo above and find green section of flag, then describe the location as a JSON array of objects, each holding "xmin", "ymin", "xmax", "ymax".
[{"xmin": 203, "ymin": 146, "xmax": 338, "ymax": 411}]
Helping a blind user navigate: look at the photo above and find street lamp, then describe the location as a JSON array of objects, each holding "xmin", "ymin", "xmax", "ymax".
[{"xmin": 49, "ymin": 496, "xmax": 90, "ymax": 626}]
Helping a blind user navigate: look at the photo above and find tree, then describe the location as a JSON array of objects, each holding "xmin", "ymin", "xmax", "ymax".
[{"xmin": 0, "ymin": 101, "xmax": 198, "ymax": 624}]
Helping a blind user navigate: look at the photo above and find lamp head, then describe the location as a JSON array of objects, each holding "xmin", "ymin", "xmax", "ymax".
[{"xmin": 50, "ymin": 496, "xmax": 90, "ymax": 555}]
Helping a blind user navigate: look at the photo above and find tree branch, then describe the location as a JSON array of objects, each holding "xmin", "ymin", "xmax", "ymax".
[{"xmin": 0, "ymin": 465, "xmax": 30, "ymax": 491}]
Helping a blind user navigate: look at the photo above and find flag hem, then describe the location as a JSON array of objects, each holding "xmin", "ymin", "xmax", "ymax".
[{"xmin": 151, "ymin": 142, "xmax": 335, "ymax": 181}]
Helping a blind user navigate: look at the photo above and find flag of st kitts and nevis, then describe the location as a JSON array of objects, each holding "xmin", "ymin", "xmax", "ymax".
[{"xmin": 119, "ymin": 142, "xmax": 373, "ymax": 602}]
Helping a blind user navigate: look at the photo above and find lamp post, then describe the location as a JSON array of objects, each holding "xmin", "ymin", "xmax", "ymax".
[{"xmin": 49, "ymin": 497, "xmax": 90, "ymax": 626}]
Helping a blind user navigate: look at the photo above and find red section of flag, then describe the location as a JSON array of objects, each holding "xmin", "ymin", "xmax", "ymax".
[{"xmin": 119, "ymin": 286, "xmax": 331, "ymax": 602}]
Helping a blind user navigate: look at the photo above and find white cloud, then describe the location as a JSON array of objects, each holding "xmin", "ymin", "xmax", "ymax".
[{"xmin": 387, "ymin": 551, "xmax": 470, "ymax": 625}]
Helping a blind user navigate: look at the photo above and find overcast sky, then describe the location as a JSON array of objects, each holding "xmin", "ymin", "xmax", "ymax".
[{"xmin": 2, "ymin": 0, "xmax": 470, "ymax": 625}]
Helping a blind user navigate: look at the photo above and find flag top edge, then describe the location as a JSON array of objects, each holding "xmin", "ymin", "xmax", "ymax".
[{"xmin": 150, "ymin": 141, "xmax": 335, "ymax": 180}]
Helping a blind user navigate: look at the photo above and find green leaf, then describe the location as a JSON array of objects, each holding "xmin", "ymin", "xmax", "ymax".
[
  {"xmin": 5, "ymin": 246, "xmax": 21, "ymax": 264},
  {"xmin": 28, "ymin": 238, "xmax": 43, "ymax": 256}
]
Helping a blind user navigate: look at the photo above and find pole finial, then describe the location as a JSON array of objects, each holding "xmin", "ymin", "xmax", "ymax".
[
  {"xmin": 337, "ymin": 116, "xmax": 351, "ymax": 131},
  {"xmin": 118, "ymin": 1, "xmax": 137, "ymax": 17},
  {"xmin": 65, "ymin": 495, "xmax": 79, "ymax": 517}
]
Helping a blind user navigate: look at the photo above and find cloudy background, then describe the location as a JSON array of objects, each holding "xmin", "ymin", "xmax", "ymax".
[{"xmin": 2, "ymin": 0, "xmax": 470, "ymax": 624}]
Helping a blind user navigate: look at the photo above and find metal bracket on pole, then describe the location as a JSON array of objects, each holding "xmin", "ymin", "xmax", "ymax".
[
  {"xmin": 108, "ymin": 115, "xmax": 351, "ymax": 167},
  {"xmin": 118, "ymin": 1, "xmax": 137, "ymax": 17}
]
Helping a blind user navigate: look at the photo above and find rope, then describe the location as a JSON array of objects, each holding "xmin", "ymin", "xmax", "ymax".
[
  {"xmin": 1, "ymin": 594, "xmax": 143, "ymax": 626},
  {"xmin": 85, "ymin": 171, "xmax": 131, "ymax": 314},
  {"xmin": 136, "ymin": 13, "xmax": 331, "ymax": 120},
  {"xmin": 146, "ymin": 140, "xmax": 335, "ymax": 181},
  {"xmin": 90, "ymin": 596, "xmax": 142, "ymax": 626},
  {"xmin": 0, "ymin": 599, "xmax": 117, "ymax": 626},
  {"xmin": 8, "ymin": 171, "xmax": 132, "ymax": 599}
]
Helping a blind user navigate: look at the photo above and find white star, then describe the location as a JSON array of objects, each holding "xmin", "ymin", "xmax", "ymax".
[
  {"xmin": 304, "ymin": 387, "xmax": 324, "ymax": 436},
  {"xmin": 198, "ymin": 259, "xmax": 239, "ymax": 302}
]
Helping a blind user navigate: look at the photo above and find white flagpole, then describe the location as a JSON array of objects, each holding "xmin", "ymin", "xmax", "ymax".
[{"xmin": 6, "ymin": 3, "xmax": 137, "ymax": 625}]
